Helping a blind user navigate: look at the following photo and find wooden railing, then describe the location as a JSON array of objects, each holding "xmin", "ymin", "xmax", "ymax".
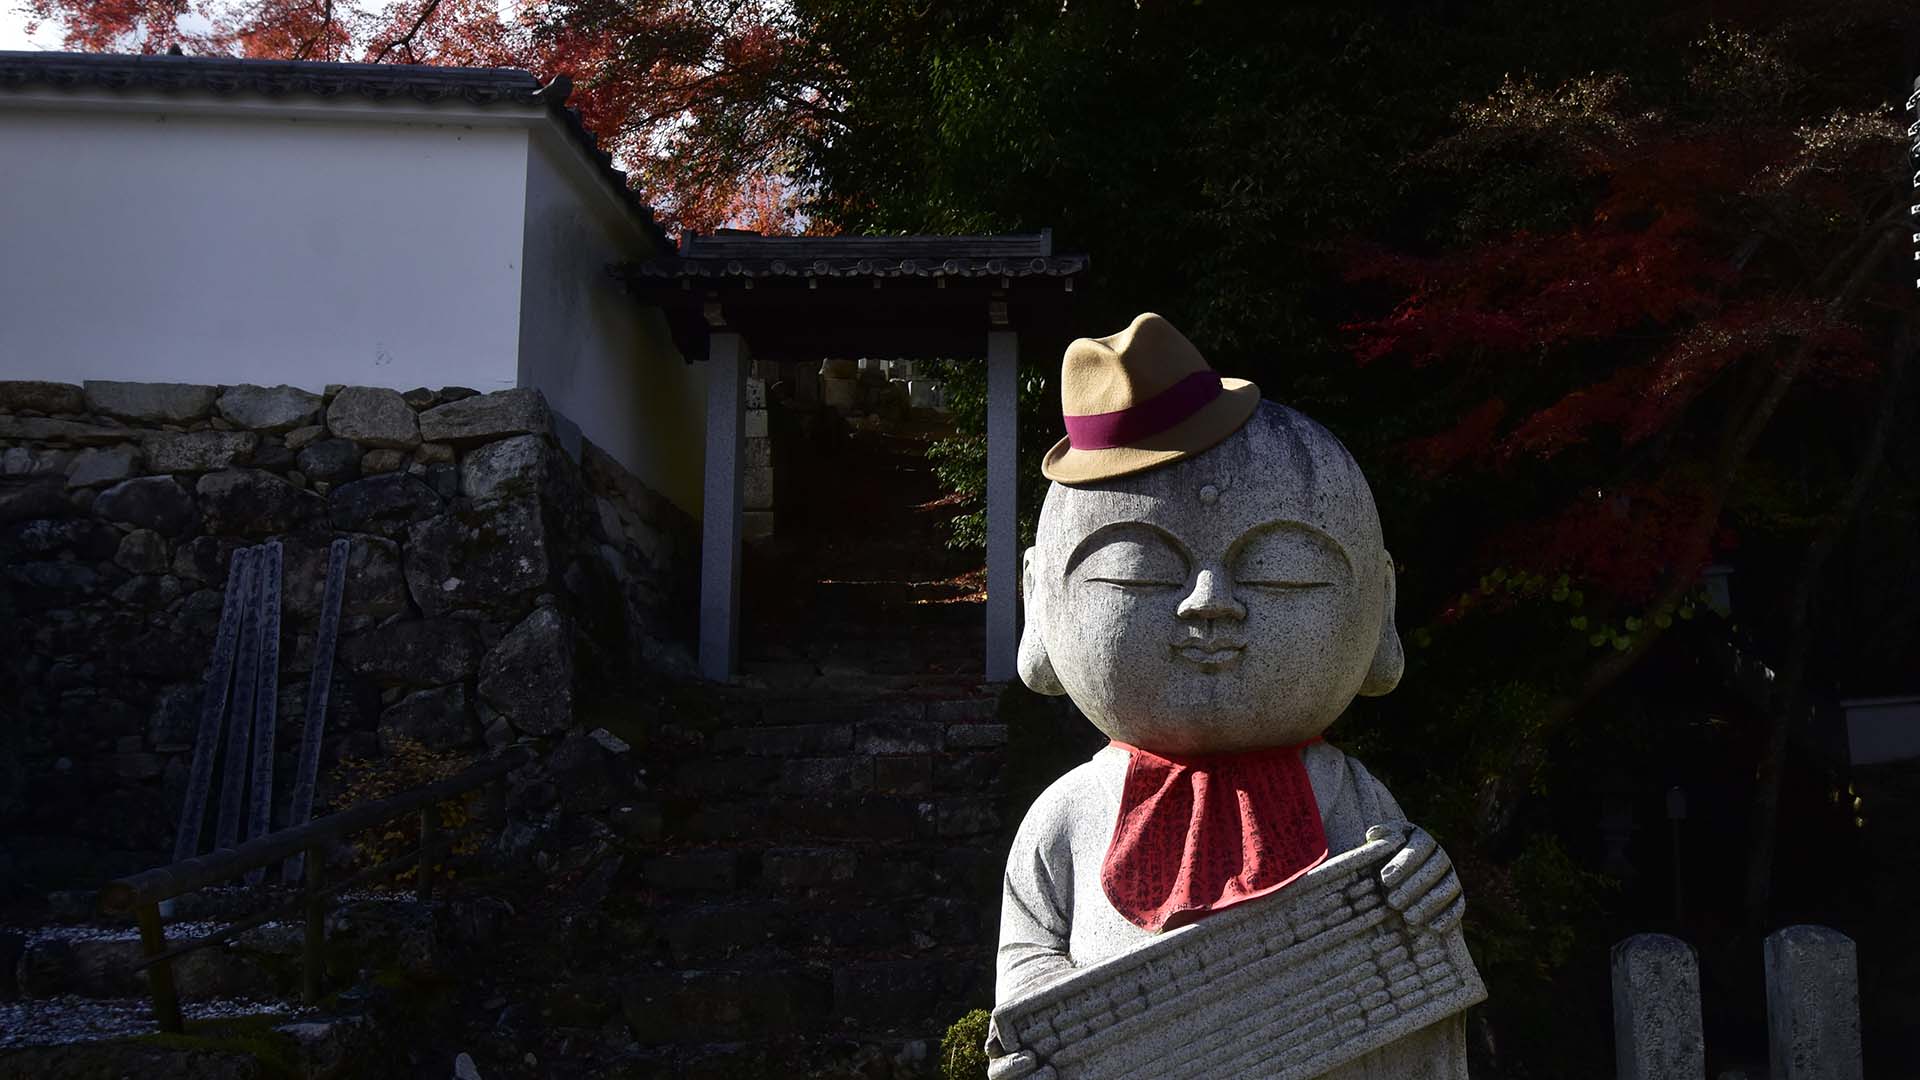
[{"xmin": 100, "ymin": 747, "xmax": 531, "ymax": 1033}]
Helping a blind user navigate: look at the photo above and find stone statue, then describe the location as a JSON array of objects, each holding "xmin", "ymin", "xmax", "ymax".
[{"xmin": 988, "ymin": 313, "xmax": 1484, "ymax": 1079}]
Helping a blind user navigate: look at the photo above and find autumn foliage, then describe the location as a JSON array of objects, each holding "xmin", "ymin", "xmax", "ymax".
[
  {"xmin": 19, "ymin": 0, "xmax": 821, "ymax": 233},
  {"xmin": 1332, "ymin": 62, "xmax": 1905, "ymax": 612}
]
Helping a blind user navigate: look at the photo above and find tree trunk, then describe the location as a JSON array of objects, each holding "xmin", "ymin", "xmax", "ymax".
[{"xmin": 1743, "ymin": 318, "xmax": 1914, "ymax": 929}]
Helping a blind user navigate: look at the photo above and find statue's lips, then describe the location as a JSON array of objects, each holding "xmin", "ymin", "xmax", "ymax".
[{"xmin": 1172, "ymin": 641, "xmax": 1245, "ymax": 668}]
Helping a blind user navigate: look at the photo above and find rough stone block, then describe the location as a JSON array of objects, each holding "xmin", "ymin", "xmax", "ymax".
[
  {"xmin": 822, "ymin": 376, "xmax": 859, "ymax": 412},
  {"xmin": 284, "ymin": 424, "xmax": 327, "ymax": 451},
  {"xmin": 855, "ymin": 719, "xmax": 943, "ymax": 755},
  {"xmin": 744, "ymin": 466, "xmax": 775, "ymax": 511},
  {"xmin": 656, "ymin": 903, "xmax": 784, "ymax": 964},
  {"xmin": 833, "ymin": 959, "xmax": 947, "ymax": 1026},
  {"xmin": 296, "ymin": 437, "xmax": 361, "ymax": 484},
  {"xmin": 675, "ymin": 756, "xmax": 780, "ymax": 794},
  {"xmin": 1611, "ymin": 933, "xmax": 1704, "ymax": 1080},
  {"xmin": 547, "ymin": 730, "xmax": 628, "ymax": 812},
  {"xmin": 10, "ymin": 516, "xmax": 118, "ymax": 559},
  {"xmin": 643, "ymin": 851, "xmax": 740, "ymax": 893},
  {"xmin": 778, "ymin": 756, "xmax": 874, "ymax": 795},
  {"xmin": 829, "ymin": 906, "xmax": 908, "ymax": 949},
  {"xmin": 197, "ymin": 467, "xmax": 306, "ymax": 536},
  {"xmin": 461, "ymin": 432, "xmax": 548, "ymax": 504},
  {"xmin": 281, "ymin": 534, "xmax": 406, "ymax": 618},
  {"xmin": 936, "ymin": 795, "xmax": 1002, "ymax": 837},
  {"xmin": 64, "ymin": 446, "xmax": 141, "ymax": 489},
  {"xmin": 325, "ymin": 386, "xmax": 421, "ymax": 449},
  {"xmin": 642, "ymin": 969, "xmax": 829, "ymax": 1041},
  {"xmin": 140, "ymin": 429, "xmax": 258, "ymax": 472},
  {"xmin": 1764, "ymin": 925, "xmax": 1862, "ymax": 1080},
  {"xmin": 404, "ymin": 496, "xmax": 550, "ymax": 617},
  {"xmin": 874, "ymin": 755, "xmax": 933, "ymax": 794},
  {"xmin": 114, "ymin": 529, "xmax": 169, "ymax": 575},
  {"xmin": 93, "ymin": 475, "xmax": 195, "ymax": 536},
  {"xmin": 945, "ymin": 723, "xmax": 1008, "ymax": 749},
  {"xmin": 761, "ymin": 847, "xmax": 857, "ymax": 890},
  {"xmin": 2, "ymin": 447, "xmax": 44, "ymax": 476},
  {"xmin": 216, "ymin": 384, "xmax": 322, "ymax": 432},
  {"xmin": 476, "ymin": 605, "xmax": 574, "ymax": 735},
  {"xmin": 377, "ymin": 683, "xmax": 478, "ymax": 752},
  {"xmin": 328, "ymin": 473, "xmax": 445, "ymax": 539},
  {"xmin": 0, "ymin": 417, "xmax": 127, "ymax": 445},
  {"xmin": 0, "ymin": 380, "xmax": 84, "ymax": 414},
  {"xmin": 928, "ymin": 755, "xmax": 999, "ymax": 798},
  {"xmin": 359, "ymin": 447, "xmax": 407, "ymax": 474},
  {"xmin": 417, "ymin": 387, "xmax": 550, "ymax": 446},
  {"xmin": 928, "ymin": 698, "xmax": 998, "ymax": 724},
  {"xmin": 83, "ymin": 380, "xmax": 215, "ymax": 424},
  {"xmin": 711, "ymin": 723, "xmax": 853, "ymax": 756},
  {"xmin": 337, "ymin": 618, "xmax": 483, "ymax": 687},
  {"xmin": 785, "ymin": 796, "xmax": 919, "ymax": 841}
]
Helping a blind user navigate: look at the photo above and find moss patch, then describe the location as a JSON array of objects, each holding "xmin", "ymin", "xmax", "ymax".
[{"xmin": 134, "ymin": 1013, "xmax": 300, "ymax": 1078}]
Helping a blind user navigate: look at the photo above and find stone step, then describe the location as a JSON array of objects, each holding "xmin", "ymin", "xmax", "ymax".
[
  {"xmin": 0, "ymin": 997, "xmax": 377, "ymax": 1078},
  {"xmin": 8, "ymin": 921, "xmax": 299, "ymax": 1002},
  {"xmin": 4, "ymin": 892, "xmax": 436, "ymax": 1003}
]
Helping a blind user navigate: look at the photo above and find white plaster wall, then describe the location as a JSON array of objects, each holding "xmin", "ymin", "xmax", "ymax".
[
  {"xmin": 517, "ymin": 131, "xmax": 703, "ymax": 517},
  {"xmin": 0, "ymin": 108, "xmax": 527, "ymax": 394}
]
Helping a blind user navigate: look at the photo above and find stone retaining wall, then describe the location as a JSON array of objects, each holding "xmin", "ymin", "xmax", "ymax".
[{"xmin": 0, "ymin": 379, "xmax": 696, "ymax": 893}]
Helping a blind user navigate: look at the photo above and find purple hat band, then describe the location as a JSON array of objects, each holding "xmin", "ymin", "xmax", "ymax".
[{"xmin": 1063, "ymin": 371, "xmax": 1223, "ymax": 451}]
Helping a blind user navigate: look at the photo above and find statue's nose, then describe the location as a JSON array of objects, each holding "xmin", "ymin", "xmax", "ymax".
[{"xmin": 1176, "ymin": 569, "xmax": 1246, "ymax": 622}]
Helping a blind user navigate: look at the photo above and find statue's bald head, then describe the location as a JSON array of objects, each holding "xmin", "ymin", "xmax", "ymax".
[{"xmin": 1020, "ymin": 400, "xmax": 1403, "ymax": 753}]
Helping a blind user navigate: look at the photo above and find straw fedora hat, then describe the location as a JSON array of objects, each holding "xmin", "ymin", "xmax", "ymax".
[{"xmin": 1041, "ymin": 312, "xmax": 1260, "ymax": 484}]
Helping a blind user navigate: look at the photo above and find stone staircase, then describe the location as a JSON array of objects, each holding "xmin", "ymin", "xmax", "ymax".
[
  {"xmin": 0, "ymin": 404, "xmax": 1023, "ymax": 1077},
  {"xmin": 431, "ymin": 679, "xmax": 1012, "ymax": 1078}
]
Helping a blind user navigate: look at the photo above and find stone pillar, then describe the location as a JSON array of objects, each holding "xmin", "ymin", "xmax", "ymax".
[
  {"xmin": 985, "ymin": 330, "xmax": 1019, "ymax": 682},
  {"xmin": 1611, "ymin": 934, "xmax": 1705, "ymax": 1080},
  {"xmin": 743, "ymin": 375, "xmax": 774, "ymax": 540},
  {"xmin": 700, "ymin": 331, "xmax": 749, "ymax": 681},
  {"xmin": 1764, "ymin": 926, "xmax": 1862, "ymax": 1080}
]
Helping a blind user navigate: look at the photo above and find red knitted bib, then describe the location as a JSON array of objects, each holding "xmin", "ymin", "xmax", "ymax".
[{"xmin": 1100, "ymin": 739, "xmax": 1328, "ymax": 932}]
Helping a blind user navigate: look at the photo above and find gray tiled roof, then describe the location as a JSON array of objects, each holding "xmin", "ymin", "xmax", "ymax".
[
  {"xmin": 628, "ymin": 230, "xmax": 1089, "ymax": 281},
  {"xmin": 0, "ymin": 49, "xmax": 669, "ymax": 252}
]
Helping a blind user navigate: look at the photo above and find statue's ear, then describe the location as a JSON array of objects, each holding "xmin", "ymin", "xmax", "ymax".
[
  {"xmin": 1359, "ymin": 551, "xmax": 1404, "ymax": 697},
  {"xmin": 1018, "ymin": 546, "xmax": 1066, "ymax": 696}
]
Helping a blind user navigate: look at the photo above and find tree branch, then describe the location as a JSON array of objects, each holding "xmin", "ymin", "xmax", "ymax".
[{"xmin": 370, "ymin": 0, "xmax": 440, "ymax": 65}]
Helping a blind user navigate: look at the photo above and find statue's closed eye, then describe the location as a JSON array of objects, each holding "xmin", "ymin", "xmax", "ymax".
[
  {"xmin": 1076, "ymin": 533, "xmax": 1187, "ymax": 589},
  {"xmin": 1233, "ymin": 524, "xmax": 1348, "ymax": 590}
]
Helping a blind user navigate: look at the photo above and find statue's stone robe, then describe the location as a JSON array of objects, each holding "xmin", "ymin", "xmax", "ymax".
[{"xmin": 996, "ymin": 739, "xmax": 1406, "ymax": 1004}]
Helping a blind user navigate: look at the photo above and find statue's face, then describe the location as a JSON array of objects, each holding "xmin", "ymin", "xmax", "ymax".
[{"xmin": 1025, "ymin": 404, "xmax": 1395, "ymax": 754}]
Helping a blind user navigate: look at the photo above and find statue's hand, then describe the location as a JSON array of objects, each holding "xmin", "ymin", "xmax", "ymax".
[{"xmin": 1371, "ymin": 823, "xmax": 1466, "ymax": 935}]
